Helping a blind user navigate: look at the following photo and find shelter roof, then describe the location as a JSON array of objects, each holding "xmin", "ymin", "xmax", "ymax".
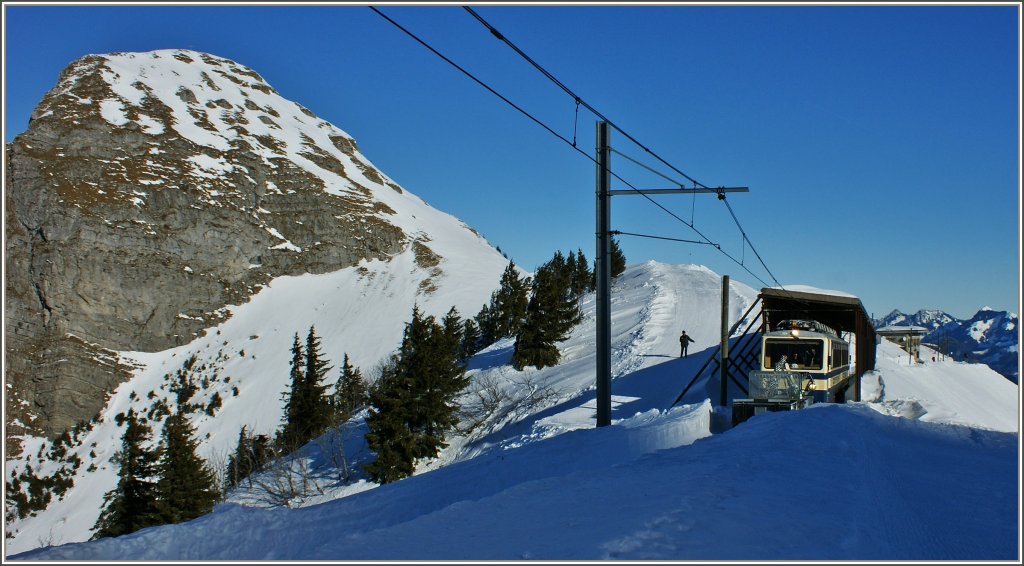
[{"xmin": 759, "ymin": 287, "xmax": 872, "ymax": 335}]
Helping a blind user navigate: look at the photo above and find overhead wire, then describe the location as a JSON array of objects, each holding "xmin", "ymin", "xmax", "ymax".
[
  {"xmin": 462, "ymin": 6, "xmax": 791, "ymax": 294},
  {"xmin": 369, "ymin": 6, "xmax": 777, "ymax": 290},
  {"xmin": 367, "ymin": 7, "xmax": 577, "ymax": 151},
  {"xmin": 463, "ymin": 6, "xmax": 707, "ymax": 190},
  {"xmin": 611, "ymin": 231, "xmax": 716, "ymax": 246}
]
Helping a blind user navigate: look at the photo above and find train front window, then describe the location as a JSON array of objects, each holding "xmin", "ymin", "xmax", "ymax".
[{"xmin": 763, "ymin": 339, "xmax": 824, "ymax": 370}]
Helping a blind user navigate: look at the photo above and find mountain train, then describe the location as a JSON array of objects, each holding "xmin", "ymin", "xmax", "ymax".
[{"xmin": 732, "ymin": 318, "xmax": 852, "ymax": 426}]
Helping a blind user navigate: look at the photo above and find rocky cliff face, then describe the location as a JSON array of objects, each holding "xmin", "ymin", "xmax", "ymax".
[{"xmin": 4, "ymin": 50, "xmax": 429, "ymax": 451}]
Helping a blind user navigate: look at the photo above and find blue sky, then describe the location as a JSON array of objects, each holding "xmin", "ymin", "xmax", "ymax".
[{"xmin": 3, "ymin": 3, "xmax": 1020, "ymax": 320}]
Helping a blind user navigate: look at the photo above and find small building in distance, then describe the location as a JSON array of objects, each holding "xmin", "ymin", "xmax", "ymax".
[{"xmin": 876, "ymin": 325, "xmax": 929, "ymax": 363}]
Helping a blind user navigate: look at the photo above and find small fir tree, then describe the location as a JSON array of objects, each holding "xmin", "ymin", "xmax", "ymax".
[
  {"xmin": 489, "ymin": 261, "xmax": 531, "ymax": 339},
  {"xmin": 572, "ymin": 248, "xmax": 594, "ymax": 295},
  {"xmin": 92, "ymin": 410, "xmax": 160, "ymax": 539},
  {"xmin": 154, "ymin": 411, "xmax": 219, "ymax": 524},
  {"xmin": 363, "ymin": 357, "xmax": 418, "ymax": 484},
  {"xmin": 280, "ymin": 334, "xmax": 306, "ymax": 449},
  {"xmin": 364, "ymin": 306, "xmax": 471, "ymax": 483},
  {"xmin": 334, "ymin": 353, "xmax": 367, "ymax": 417},
  {"xmin": 511, "ymin": 252, "xmax": 583, "ymax": 370},
  {"xmin": 302, "ymin": 326, "xmax": 334, "ymax": 440},
  {"xmin": 411, "ymin": 307, "xmax": 470, "ymax": 460},
  {"xmin": 474, "ymin": 303, "xmax": 497, "ymax": 348},
  {"xmin": 610, "ymin": 236, "xmax": 627, "ymax": 278},
  {"xmin": 225, "ymin": 426, "xmax": 272, "ymax": 490},
  {"xmin": 280, "ymin": 327, "xmax": 334, "ymax": 449},
  {"xmin": 459, "ymin": 317, "xmax": 482, "ymax": 360}
]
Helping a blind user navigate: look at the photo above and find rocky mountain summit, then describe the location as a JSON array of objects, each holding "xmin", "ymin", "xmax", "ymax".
[
  {"xmin": 4, "ymin": 49, "xmax": 492, "ymax": 452},
  {"xmin": 873, "ymin": 309, "xmax": 958, "ymax": 331}
]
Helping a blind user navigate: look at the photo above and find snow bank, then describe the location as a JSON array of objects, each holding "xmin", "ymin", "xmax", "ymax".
[
  {"xmin": 863, "ymin": 340, "xmax": 1019, "ymax": 432},
  {"xmin": 13, "ymin": 402, "xmax": 1016, "ymax": 561}
]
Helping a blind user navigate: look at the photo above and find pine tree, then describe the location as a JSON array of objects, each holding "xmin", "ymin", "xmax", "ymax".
[
  {"xmin": 364, "ymin": 306, "xmax": 471, "ymax": 483},
  {"xmin": 280, "ymin": 334, "xmax": 305, "ymax": 448},
  {"xmin": 302, "ymin": 326, "xmax": 334, "ymax": 440},
  {"xmin": 460, "ymin": 317, "xmax": 482, "ymax": 360},
  {"xmin": 92, "ymin": 410, "xmax": 160, "ymax": 539},
  {"xmin": 170, "ymin": 355, "xmax": 200, "ymax": 412},
  {"xmin": 363, "ymin": 357, "xmax": 417, "ymax": 484},
  {"xmin": 488, "ymin": 261, "xmax": 531, "ymax": 340},
  {"xmin": 225, "ymin": 426, "xmax": 272, "ymax": 490},
  {"xmin": 280, "ymin": 327, "xmax": 334, "ymax": 449},
  {"xmin": 511, "ymin": 252, "xmax": 583, "ymax": 370},
  {"xmin": 154, "ymin": 411, "xmax": 219, "ymax": 524},
  {"xmin": 334, "ymin": 353, "xmax": 367, "ymax": 417},
  {"xmin": 441, "ymin": 307, "xmax": 464, "ymax": 359},
  {"xmin": 610, "ymin": 236, "xmax": 627, "ymax": 278},
  {"xmin": 411, "ymin": 307, "xmax": 470, "ymax": 460},
  {"xmin": 225, "ymin": 426, "xmax": 253, "ymax": 490},
  {"xmin": 572, "ymin": 248, "xmax": 594, "ymax": 295},
  {"xmin": 474, "ymin": 303, "xmax": 496, "ymax": 348}
]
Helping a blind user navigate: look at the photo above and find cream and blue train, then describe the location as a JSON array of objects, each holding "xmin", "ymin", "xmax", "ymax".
[{"xmin": 732, "ymin": 318, "xmax": 852, "ymax": 425}]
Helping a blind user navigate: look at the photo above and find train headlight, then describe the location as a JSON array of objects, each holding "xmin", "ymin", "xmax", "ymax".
[{"xmin": 790, "ymin": 329, "xmax": 800, "ymax": 338}]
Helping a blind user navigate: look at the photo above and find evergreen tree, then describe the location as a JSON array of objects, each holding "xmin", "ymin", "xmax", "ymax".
[
  {"xmin": 225, "ymin": 426, "xmax": 272, "ymax": 490},
  {"xmin": 441, "ymin": 307, "xmax": 464, "ymax": 359},
  {"xmin": 363, "ymin": 357, "xmax": 417, "ymax": 484},
  {"xmin": 572, "ymin": 248, "xmax": 594, "ymax": 295},
  {"xmin": 610, "ymin": 236, "xmax": 627, "ymax": 278},
  {"xmin": 474, "ymin": 303, "xmax": 497, "ymax": 348},
  {"xmin": 334, "ymin": 353, "xmax": 367, "ymax": 417},
  {"xmin": 364, "ymin": 306, "xmax": 471, "ymax": 483},
  {"xmin": 280, "ymin": 327, "xmax": 334, "ymax": 449},
  {"xmin": 92, "ymin": 410, "xmax": 160, "ymax": 539},
  {"xmin": 411, "ymin": 307, "xmax": 470, "ymax": 460},
  {"xmin": 302, "ymin": 326, "xmax": 334, "ymax": 440},
  {"xmin": 154, "ymin": 411, "xmax": 219, "ymax": 524},
  {"xmin": 280, "ymin": 334, "xmax": 305, "ymax": 448},
  {"xmin": 225, "ymin": 426, "xmax": 253, "ymax": 490},
  {"xmin": 460, "ymin": 317, "xmax": 482, "ymax": 360},
  {"xmin": 488, "ymin": 261, "xmax": 531, "ymax": 340},
  {"xmin": 511, "ymin": 252, "xmax": 584, "ymax": 370},
  {"xmin": 170, "ymin": 355, "xmax": 199, "ymax": 412}
]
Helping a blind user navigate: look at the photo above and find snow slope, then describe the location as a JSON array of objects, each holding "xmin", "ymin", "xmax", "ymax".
[
  {"xmin": 3, "ymin": 238, "xmax": 507, "ymax": 554},
  {"xmin": 863, "ymin": 340, "xmax": 1018, "ymax": 432},
  {"xmin": 12, "ymin": 388, "xmax": 1018, "ymax": 560},
  {"xmin": 8, "ymin": 260, "xmax": 1020, "ymax": 560}
]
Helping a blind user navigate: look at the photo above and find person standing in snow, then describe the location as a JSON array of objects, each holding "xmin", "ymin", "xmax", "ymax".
[{"xmin": 679, "ymin": 330, "xmax": 695, "ymax": 357}]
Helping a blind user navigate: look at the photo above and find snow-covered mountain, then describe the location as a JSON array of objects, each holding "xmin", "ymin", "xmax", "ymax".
[
  {"xmin": 4, "ymin": 48, "xmax": 512, "ymax": 548},
  {"xmin": 8, "ymin": 263, "xmax": 1019, "ymax": 560},
  {"xmin": 4, "ymin": 48, "xmax": 509, "ymax": 446},
  {"xmin": 874, "ymin": 309, "xmax": 1019, "ymax": 383},
  {"xmin": 926, "ymin": 309, "xmax": 1019, "ymax": 384},
  {"xmin": 874, "ymin": 308, "xmax": 959, "ymax": 330}
]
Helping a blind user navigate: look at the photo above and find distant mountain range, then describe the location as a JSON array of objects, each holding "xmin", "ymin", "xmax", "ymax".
[{"xmin": 873, "ymin": 308, "xmax": 1018, "ymax": 384}]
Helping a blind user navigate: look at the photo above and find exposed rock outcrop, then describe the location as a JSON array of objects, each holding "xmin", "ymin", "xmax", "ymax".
[{"xmin": 5, "ymin": 50, "xmax": 416, "ymax": 450}]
